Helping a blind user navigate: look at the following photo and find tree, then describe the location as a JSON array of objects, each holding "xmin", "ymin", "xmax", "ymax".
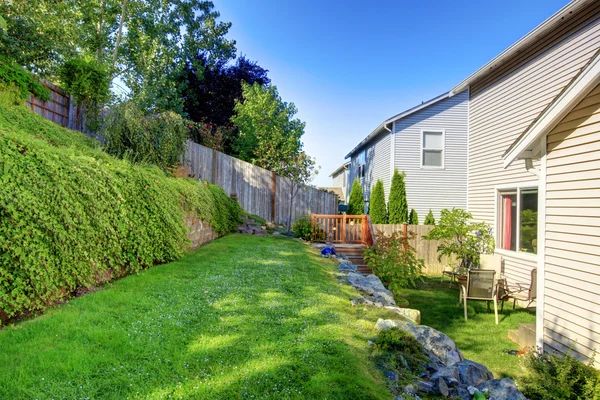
[
  {"xmin": 348, "ymin": 179, "xmax": 364, "ymax": 215},
  {"xmin": 280, "ymin": 152, "xmax": 318, "ymax": 234},
  {"xmin": 409, "ymin": 209, "xmax": 419, "ymax": 225},
  {"xmin": 388, "ymin": 169, "xmax": 408, "ymax": 223},
  {"xmin": 370, "ymin": 180, "xmax": 387, "ymax": 223},
  {"xmin": 180, "ymin": 53, "xmax": 270, "ymax": 155},
  {"xmin": 232, "ymin": 82, "xmax": 304, "ymax": 172},
  {"xmin": 424, "ymin": 209, "xmax": 436, "ymax": 225},
  {"xmin": 424, "ymin": 208, "xmax": 495, "ymax": 270}
]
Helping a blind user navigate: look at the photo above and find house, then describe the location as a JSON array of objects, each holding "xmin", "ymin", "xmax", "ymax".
[
  {"xmin": 452, "ymin": 0, "xmax": 600, "ymax": 364},
  {"xmin": 326, "ymin": 162, "xmax": 350, "ymax": 203},
  {"xmin": 344, "ymin": 91, "xmax": 468, "ymax": 220}
]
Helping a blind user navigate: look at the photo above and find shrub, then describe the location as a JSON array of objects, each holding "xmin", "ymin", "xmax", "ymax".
[
  {"xmin": 409, "ymin": 209, "xmax": 418, "ymax": 225},
  {"xmin": 424, "ymin": 209, "xmax": 435, "ymax": 225},
  {"xmin": 370, "ymin": 179, "xmax": 387, "ymax": 223},
  {"xmin": 521, "ymin": 349, "xmax": 600, "ymax": 400},
  {"xmin": 348, "ymin": 178, "xmax": 364, "ymax": 215},
  {"xmin": 424, "ymin": 208, "xmax": 494, "ymax": 269},
  {"xmin": 364, "ymin": 231, "xmax": 424, "ymax": 291},
  {"xmin": 207, "ymin": 183, "xmax": 243, "ymax": 234},
  {"xmin": 103, "ymin": 102, "xmax": 188, "ymax": 171},
  {"xmin": 373, "ymin": 328, "xmax": 427, "ymax": 371},
  {"xmin": 388, "ymin": 169, "xmax": 408, "ymax": 223},
  {"xmin": 0, "ymin": 101, "xmax": 241, "ymax": 322},
  {"xmin": 0, "ymin": 57, "xmax": 50, "ymax": 102},
  {"xmin": 292, "ymin": 216, "xmax": 313, "ymax": 240}
]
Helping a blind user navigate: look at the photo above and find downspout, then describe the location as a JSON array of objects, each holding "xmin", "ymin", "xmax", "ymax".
[{"xmin": 387, "ymin": 121, "xmax": 394, "ymax": 205}]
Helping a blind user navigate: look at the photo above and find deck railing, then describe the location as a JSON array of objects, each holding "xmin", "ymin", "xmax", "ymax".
[{"xmin": 310, "ymin": 214, "xmax": 375, "ymax": 246}]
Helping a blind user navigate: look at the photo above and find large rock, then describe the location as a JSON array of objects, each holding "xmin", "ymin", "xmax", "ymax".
[
  {"xmin": 475, "ymin": 378, "xmax": 527, "ymax": 400},
  {"xmin": 338, "ymin": 262, "xmax": 358, "ymax": 273},
  {"xmin": 347, "ymin": 273, "xmax": 392, "ymax": 295},
  {"xmin": 375, "ymin": 319, "xmax": 464, "ymax": 366},
  {"xmin": 384, "ymin": 306, "xmax": 421, "ymax": 324},
  {"xmin": 455, "ymin": 360, "xmax": 494, "ymax": 386}
]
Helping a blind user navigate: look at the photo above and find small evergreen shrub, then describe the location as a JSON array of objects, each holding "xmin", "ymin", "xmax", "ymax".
[
  {"xmin": 364, "ymin": 231, "xmax": 424, "ymax": 291},
  {"xmin": 0, "ymin": 57, "xmax": 50, "ymax": 102},
  {"xmin": 408, "ymin": 209, "xmax": 418, "ymax": 225},
  {"xmin": 103, "ymin": 102, "xmax": 189, "ymax": 171},
  {"xmin": 373, "ymin": 328, "xmax": 427, "ymax": 370},
  {"xmin": 424, "ymin": 209, "xmax": 435, "ymax": 225},
  {"xmin": 521, "ymin": 349, "xmax": 600, "ymax": 400},
  {"xmin": 348, "ymin": 178, "xmax": 364, "ymax": 215},
  {"xmin": 388, "ymin": 169, "xmax": 408, "ymax": 223},
  {"xmin": 370, "ymin": 179, "xmax": 387, "ymax": 223}
]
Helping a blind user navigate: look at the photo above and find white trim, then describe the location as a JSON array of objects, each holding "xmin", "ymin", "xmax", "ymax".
[
  {"xmin": 420, "ymin": 129, "xmax": 446, "ymax": 169},
  {"xmin": 503, "ymin": 50, "xmax": 600, "ymax": 168},
  {"xmin": 494, "ymin": 184, "xmax": 539, "ymax": 256},
  {"xmin": 451, "ymin": 0, "xmax": 593, "ymax": 94},
  {"xmin": 466, "ymin": 90, "xmax": 470, "ymax": 212},
  {"xmin": 390, "ymin": 121, "xmax": 396, "ymax": 196},
  {"xmin": 536, "ymin": 136, "xmax": 547, "ymax": 352},
  {"xmin": 494, "ymin": 181, "xmax": 538, "ymax": 190}
]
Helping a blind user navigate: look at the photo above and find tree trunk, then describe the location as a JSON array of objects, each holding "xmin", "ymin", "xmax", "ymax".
[
  {"xmin": 112, "ymin": 0, "xmax": 128, "ymax": 67},
  {"xmin": 287, "ymin": 181, "xmax": 296, "ymax": 235}
]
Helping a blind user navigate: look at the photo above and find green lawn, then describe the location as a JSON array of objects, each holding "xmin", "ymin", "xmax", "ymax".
[
  {"xmin": 398, "ymin": 276, "xmax": 536, "ymax": 380},
  {"xmin": 0, "ymin": 235, "xmax": 395, "ymax": 399}
]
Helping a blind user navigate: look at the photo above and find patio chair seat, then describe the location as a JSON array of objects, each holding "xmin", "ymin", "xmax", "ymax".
[{"xmin": 459, "ymin": 269, "xmax": 502, "ymax": 325}]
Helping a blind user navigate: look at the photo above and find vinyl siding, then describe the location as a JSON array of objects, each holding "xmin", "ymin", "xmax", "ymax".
[
  {"xmin": 468, "ymin": 4, "xmax": 600, "ymax": 286},
  {"xmin": 331, "ymin": 170, "xmax": 348, "ymax": 201},
  {"xmin": 348, "ymin": 131, "xmax": 392, "ymax": 208},
  {"xmin": 543, "ymin": 82, "xmax": 600, "ymax": 364},
  {"xmin": 393, "ymin": 90, "xmax": 468, "ymax": 222}
]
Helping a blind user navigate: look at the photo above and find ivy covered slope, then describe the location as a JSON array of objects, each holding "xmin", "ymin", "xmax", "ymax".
[{"xmin": 0, "ymin": 101, "xmax": 242, "ymax": 321}]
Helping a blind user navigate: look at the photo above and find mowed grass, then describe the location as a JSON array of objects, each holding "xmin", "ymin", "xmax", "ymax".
[
  {"xmin": 0, "ymin": 235, "xmax": 394, "ymax": 399},
  {"xmin": 398, "ymin": 276, "xmax": 536, "ymax": 380}
]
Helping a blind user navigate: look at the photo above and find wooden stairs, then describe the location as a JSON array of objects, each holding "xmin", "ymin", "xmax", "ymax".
[{"xmin": 334, "ymin": 244, "xmax": 371, "ymax": 274}]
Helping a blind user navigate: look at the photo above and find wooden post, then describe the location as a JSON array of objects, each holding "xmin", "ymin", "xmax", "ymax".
[
  {"xmin": 211, "ymin": 148, "xmax": 217, "ymax": 184},
  {"xmin": 271, "ymin": 171, "xmax": 276, "ymax": 223},
  {"xmin": 342, "ymin": 214, "xmax": 347, "ymax": 244}
]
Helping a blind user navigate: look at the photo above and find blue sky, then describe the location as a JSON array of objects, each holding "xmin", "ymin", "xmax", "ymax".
[{"xmin": 217, "ymin": 0, "xmax": 569, "ymax": 186}]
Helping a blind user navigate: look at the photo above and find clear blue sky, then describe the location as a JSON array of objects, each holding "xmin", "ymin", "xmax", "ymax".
[{"xmin": 216, "ymin": 0, "xmax": 568, "ymax": 186}]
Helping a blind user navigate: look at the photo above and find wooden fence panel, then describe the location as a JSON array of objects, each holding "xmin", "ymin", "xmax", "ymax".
[
  {"xmin": 183, "ymin": 141, "xmax": 337, "ymax": 225},
  {"xmin": 372, "ymin": 224, "xmax": 457, "ymax": 275},
  {"xmin": 26, "ymin": 81, "xmax": 71, "ymax": 127}
]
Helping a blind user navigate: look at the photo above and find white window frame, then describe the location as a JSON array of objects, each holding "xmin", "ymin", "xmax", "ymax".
[
  {"xmin": 494, "ymin": 182, "xmax": 539, "ymax": 260},
  {"xmin": 420, "ymin": 129, "xmax": 445, "ymax": 169}
]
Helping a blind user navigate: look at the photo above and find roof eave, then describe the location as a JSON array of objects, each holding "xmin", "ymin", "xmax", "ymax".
[{"xmin": 503, "ymin": 50, "xmax": 600, "ymax": 168}]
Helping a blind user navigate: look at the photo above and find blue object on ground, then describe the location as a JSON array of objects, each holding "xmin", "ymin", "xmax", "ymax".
[{"xmin": 321, "ymin": 247, "xmax": 337, "ymax": 257}]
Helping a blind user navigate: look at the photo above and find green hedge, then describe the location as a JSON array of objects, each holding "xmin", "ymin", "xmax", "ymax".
[{"xmin": 0, "ymin": 100, "xmax": 241, "ymax": 320}]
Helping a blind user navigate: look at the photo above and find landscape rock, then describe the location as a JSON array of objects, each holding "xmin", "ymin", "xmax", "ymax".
[
  {"xmin": 385, "ymin": 370, "xmax": 398, "ymax": 381},
  {"xmin": 452, "ymin": 386, "xmax": 472, "ymax": 400},
  {"xmin": 434, "ymin": 376, "xmax": 449, "ymax": 396},
  {"xmin": 384, "ymin": 306, "xmax": 421, "ymax": 324},
  {"xmin": 338, "ymin": 262, "xmax": 358, "ymax": 273},
  {"xmin": 455, "ymin": 359, "xmax": 494, "ymax": 386},
  {"xmin": 475, "ymin": 378, "xmax": 527, "ymax": 400},
  {"xmin": 402, "ymin": 384, "xmax": 416, "ymax": 395},
  {"xmin": 430, "ymin": 366, "xmax": 460, "ymax": 385},
  {"xmin": 413, "ymin": 380, "xmax": 434, "ymax": 393}
]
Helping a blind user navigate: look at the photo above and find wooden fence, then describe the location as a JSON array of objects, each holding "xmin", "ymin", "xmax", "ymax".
[
  {"xmin": 310, "ymin": 214, "xmax": 374, "ymax": 246},
  {"xmin": 183, "ymin": 141, "xmax": 338, "ymax": 225},
  {"xmin": 372, "ymin": 224, "xmax": 456, "ymax": 275}
]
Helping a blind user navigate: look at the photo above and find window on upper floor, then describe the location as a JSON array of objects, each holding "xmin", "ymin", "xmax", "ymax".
[
  {"xmin": 357, "ymin": 150, "xmax": 366, "ymax": 179},
  {"xmin": 498, "ymin": 188, "xmax": 538, "ymax": 254},
  {"xmin": 422, "ymin": 130, "xmax": 444, "ymax": 168}
]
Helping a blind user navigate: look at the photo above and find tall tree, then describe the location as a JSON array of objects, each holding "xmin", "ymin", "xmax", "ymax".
[
  {"xmin": 409, "ymin": 209, "xmax": 419, "ymax": 225},
  {"xmin": 370, "ymin": 180, "xmax": 387, "ymax": 223},
  {"xmin": 388, "ymin": 169, "xmax": 408, "ymax": 224},
  {"xmin": 424, "ymin": 210, "xmax": 436, "ymax": 225},
  {"xmin": 347, "ymin": 179, "xmax": 364, "ymax": 215},
  {"xmin": 232, "ymin": 82, "xmax": 304, "ymax": 172},
  {"xmin": 279, "ymin": 152, "xmax": 319, "ymax": 233}
]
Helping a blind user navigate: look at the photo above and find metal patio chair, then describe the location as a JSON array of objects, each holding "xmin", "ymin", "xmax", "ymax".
[
  {"xmin": 503, "ymin": 268, "xmax": 537, "ymax": 310},
  {"xmin": 459, "ymin": 269, "xmax": 502, "ymax": 324}
]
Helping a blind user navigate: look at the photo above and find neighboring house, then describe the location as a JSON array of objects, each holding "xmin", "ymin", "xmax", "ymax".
[
  {"xmin": 328, "ymin": 162, "xmax": 350, "ymax": 203},
  {"xmin": 345, "ymin": 90, "xmax": 468, "ymax": 220},
  {"xmin": 452, "ymin": 0, "xmax": 600, "ymax": 364}
]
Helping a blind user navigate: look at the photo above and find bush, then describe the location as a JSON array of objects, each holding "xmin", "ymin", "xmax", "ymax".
[
  {"xmin": 0, "ymin": 101, "xmax": 241, "ymax": 321},
  {"xmin": 292, "ymin": 216, "xmax": 313, "ymax": 240},
  {"xmin": 424, "ymin": 208, "xmax": 494, "ymax": 269},
  {"xmin": 409, "ymin": 209, "xmax": 418, "ymax": 225},
  {"xmin": 388, "ymin": 169, "xmax": 408, "ymax": 224},
  {"xmin": 521, "ymin": 349, "xmax": 600, "ymax": 400},
  {"xmin": 364, "ymin": 231, "xmax": 424, "ymax": 291},
  {"xmin": 370, "ymin": 179, "xmax": 387, "ymax": 223},
  {"xmin": 207, "ymin": 183, "xmax": 243, "ymax": 234},
  {"xmin": 0, "ymin": 57, "xmax": 50, "ymax": 102},
  {"xmin": 103, "ymin": 102, "xmax": 188, "ymax": 171},
  {"xmin": 373, "ymin": 328, "xmax": 427, "ymax": 370},
  {"xmin": 348, "ymin": 178, "xmax": 364, "ymax": 215},
  {"xmin": 424, "ymin": 209, "xmax": 435, "ymax": 225}
]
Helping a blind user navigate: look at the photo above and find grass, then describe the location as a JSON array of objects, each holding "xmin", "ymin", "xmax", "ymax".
[
  {"xmin": 0, "ymin": 235, "xmax": 397, "ymax": 400},
  {"xmin": 397, "ymin": 276, "xmax": 536, "ymax": 380}
]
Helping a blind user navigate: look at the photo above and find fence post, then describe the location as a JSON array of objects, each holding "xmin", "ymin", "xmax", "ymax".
[
  {"xmin": 342, "ymin": 214, "xmax": 347, "ymax": 244},
  {"xmin": 271, "ymin": 171, "xmax": 276, "ymax": 223},
  {"xmin": 211, "ymin": 148, "xmax": 217, "ymax": 184}
]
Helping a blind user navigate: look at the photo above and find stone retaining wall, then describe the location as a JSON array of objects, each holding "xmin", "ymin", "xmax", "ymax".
[{"xmin": 185, "ymin": 211, "xmax": 219, "ymax": 250}]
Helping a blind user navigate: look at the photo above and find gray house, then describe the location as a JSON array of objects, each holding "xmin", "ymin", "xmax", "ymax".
[
  {"xmin": 345, "ymin": 90, "xmax": 468, "ymax": 220},
  {"xmin": 327, "ymin": 162, "xmax": 350, "ymax": 203}
]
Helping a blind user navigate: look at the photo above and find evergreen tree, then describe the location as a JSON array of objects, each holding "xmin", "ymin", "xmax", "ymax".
[
  {"xmin": 348, "ymin": 178, "xmax": 364, "ymax": 215},
  {"xmin": 370, "ymin": 179, "xmax": 387, "ymax": 223},
  {"xmin": 409, "ymin": 209, "xmax": 419, "ymax": 225},
  {"xmin": 424, "ymin": 209, "xmax": 436, "ymax": 225},
  {"xmin": 388, "ymin": 169, "xmax": 408, "ymax": 223}
]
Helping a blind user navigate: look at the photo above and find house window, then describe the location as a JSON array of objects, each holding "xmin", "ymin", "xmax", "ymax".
[
  {"xmin": 357, "ymin": 150, "xmax": 366, "ymax": 179},
  {"xmin": 422, "ymin": 131, "xmax": 444, "ymax": 167},
  {"xmin": 499, "ymin": 188, "xmax": 538, "ymax": 254}
]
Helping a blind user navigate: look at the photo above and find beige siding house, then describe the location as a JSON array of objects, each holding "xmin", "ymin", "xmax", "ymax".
[{"xmin": 452, "ymin": 0, "xmax": 600, "ymax": 364}]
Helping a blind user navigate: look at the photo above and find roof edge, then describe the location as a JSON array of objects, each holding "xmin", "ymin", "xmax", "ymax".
[
  {"xmin": 503, "ymin": 49, "xmax": 600, "ymax": 168},
  {"xmin": 329, "ymin": 161, "xmax": 350, "ymax": 177},
  {"xmin": 452, "ymin": 0, "xmax": 592, "ymax": 94}
]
